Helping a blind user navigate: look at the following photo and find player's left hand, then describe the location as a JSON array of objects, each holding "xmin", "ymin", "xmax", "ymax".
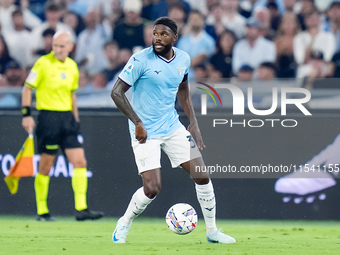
[
  {"xmin": 135, "ymin": 122, "xmax": 147, "ymax": 143},
  {"xmin": 188, "ymin": 122, "xmax": 206, "ymax": 150}
]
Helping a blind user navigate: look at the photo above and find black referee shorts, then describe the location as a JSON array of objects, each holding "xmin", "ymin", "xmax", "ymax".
[{"xmin": 36, "ymin": 110, "xmax": 82, "ymax": 155}]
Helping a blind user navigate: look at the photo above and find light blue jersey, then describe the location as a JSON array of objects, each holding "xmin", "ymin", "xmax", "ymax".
[{"xmin": 119, "ymin": 47, "xmax": 190, "ymax": 140}]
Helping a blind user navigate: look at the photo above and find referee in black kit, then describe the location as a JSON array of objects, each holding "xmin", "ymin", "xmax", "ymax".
[{"xmin": 22, "ymin": 30, "xmax": 103, "ymax": 221}]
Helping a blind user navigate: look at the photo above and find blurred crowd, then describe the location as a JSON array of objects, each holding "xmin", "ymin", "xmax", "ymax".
[{"xmin": 1, "ymin": 0, "xmax": 340, "ymax": 97}]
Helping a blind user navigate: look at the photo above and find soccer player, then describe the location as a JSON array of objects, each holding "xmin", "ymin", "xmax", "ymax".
[
  {"xmin": 21, "ymin": 30, "xmax": 103, "ymax": 221},
  {"xmin": 111, "ymin": 17, "xmax": 236, "ymax": 244}
]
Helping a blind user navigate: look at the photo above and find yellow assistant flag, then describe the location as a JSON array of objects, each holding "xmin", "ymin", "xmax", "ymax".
[{"xmin": 4, "ymin": 134, "xmax": 34, "ymax": 194}]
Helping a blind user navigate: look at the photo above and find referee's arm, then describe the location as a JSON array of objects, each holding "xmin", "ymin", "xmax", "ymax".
[
  {"xmin": 21, "ymin": 85, "xmax": 35, "ymax": 134},
  {"xmin": 71, "ymin": 92, "xmax": 79, "ymax": 122}
]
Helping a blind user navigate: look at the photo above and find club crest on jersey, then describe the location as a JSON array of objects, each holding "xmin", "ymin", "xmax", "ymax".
[
  {"xmin": 61, "ymin": 72, "xmax": 66, "ymax": 79},
  {"xmin": 124, "ymin": 63, "xmax": 134, "ymax": 75},
  {"xmin": 176, "ymin": 67, "xmax": 185, "ymax": 76}
]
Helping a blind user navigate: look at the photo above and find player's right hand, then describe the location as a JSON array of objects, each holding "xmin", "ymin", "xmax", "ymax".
[
  {"xmin": 22, "ymin": 116, "xmax": 35, "ymax": 135},
  {"xmin": 135, "ymin": 122, "xmax": 147, "ymax": 143},
  {"xmin": 188, "ymin": 122, "xmax": 206, "ymax": 150}
]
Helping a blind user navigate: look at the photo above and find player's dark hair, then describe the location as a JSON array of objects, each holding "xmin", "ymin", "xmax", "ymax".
[{"xmin": 154, "ymin": 17, "xmax": 178, "ymax": 35}]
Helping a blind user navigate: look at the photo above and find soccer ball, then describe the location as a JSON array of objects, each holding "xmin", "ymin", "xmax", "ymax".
[{"xmin": 165, "ymin": 203, "xmax": 198, "ymax": 235}]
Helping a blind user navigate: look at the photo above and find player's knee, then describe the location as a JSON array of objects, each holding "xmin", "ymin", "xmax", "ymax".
[
  {"xmin": 193, "ymin": 177, "xmax": 210, "ymax": 185},
  {"xmin": 144, "ymin": 182, "xmax": 161, "ymax": 198},
  {"xmin": 72, "ymin": 158, "xmax": 87, "ymax": 168},
  {"xmin": 38, "ymin": 161, "xmax": 54, "ymax": 175}
]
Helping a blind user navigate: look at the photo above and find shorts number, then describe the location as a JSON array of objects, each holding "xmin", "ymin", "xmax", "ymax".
[{"xmin": 186, "ymin": 135, "xmax": 196, "ymax": 149}]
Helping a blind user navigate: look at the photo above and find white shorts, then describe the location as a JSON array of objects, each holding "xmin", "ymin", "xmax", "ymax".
[{"xmin": 131, "ymin": 125, "xmax": 202, "ymax": 173}]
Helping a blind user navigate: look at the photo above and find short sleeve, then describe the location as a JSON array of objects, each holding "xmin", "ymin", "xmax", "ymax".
[
  {"xmin": 25, "ymin": 57, "xmax": 44, "ymax": 89},
  {"xmin": 184, "ymin": 53, "xmax": 191, "ymax": 75},
  {"xmin": 118, "ymin": 54, "xmax": 144, "ymax": 86},
  {"xmin": 181, "ymin": 73, "xmax": 188, "ymax": 83}
]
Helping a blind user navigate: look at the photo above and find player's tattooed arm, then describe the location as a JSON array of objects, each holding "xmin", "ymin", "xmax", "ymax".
[
  {"xmin": 111, "ymin": 78, "xmax": 147, "ymax": 143},
  {"xmin": 177, "ymin": 80, "xmax": 206, "ymax": 150}
]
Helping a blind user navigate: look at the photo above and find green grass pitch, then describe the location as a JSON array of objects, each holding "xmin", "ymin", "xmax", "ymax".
[{"xmin": 0, "ymin": 216, "xmax": 340, "ymax": 255}]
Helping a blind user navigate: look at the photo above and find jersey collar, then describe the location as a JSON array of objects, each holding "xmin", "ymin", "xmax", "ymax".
[{"xmin": 157, "ymin": 48, "xmax": 176, "ymax": 63}]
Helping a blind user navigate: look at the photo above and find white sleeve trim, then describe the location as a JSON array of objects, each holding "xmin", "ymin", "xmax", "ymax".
[{"xmin": 118, "ymin": 76, "xmax": 132, "ymax": 87}]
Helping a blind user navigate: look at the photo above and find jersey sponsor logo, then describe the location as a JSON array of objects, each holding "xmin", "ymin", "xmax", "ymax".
[
  {"xmin": 26, "ymin": 71, "xmax": 37, "ymax": 84},
  {"xmin": 133, "ymin": 57, "xmax": 139, "ymax": 62},
  {"xmin": 123, "ymin": 63, "xmax": 134, "ymax": 75},
  {"xmin": 61, "ymin": 72, "xmax": 66, "ymax": 79},
  {"xmin": 154, "ymin": 70, "xmax": 162, "ymax": 74},
  {"xmin": 176, "ymin": 67, "xmax": 185, "ymax": 76}
]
